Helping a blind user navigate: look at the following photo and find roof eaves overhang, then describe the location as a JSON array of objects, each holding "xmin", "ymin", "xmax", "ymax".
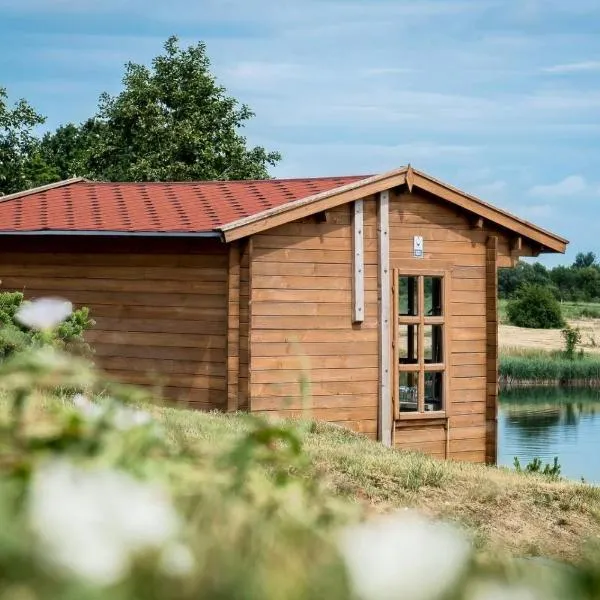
[{"xmin": 410, "ymin": 169, "xmax": 568, "ymax": 254}]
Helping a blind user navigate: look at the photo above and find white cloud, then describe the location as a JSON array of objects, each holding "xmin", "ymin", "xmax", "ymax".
[
  {"xmin": 528, "ymin": 175, "xmax": 588, "ymax": 198},
  {"xmin": 543, "ymin": 61, "xmax": 600, "ymax": 74}
]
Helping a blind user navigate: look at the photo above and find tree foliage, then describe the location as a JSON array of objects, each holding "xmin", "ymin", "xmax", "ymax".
[
  {"xmin": 84, "ymin": 36, "xmax": 281, "ymax": 181},
  {"xmin": 506, "ymin": 284, "xmax": 565, "ymax": 329},
  {"xmin": 2, "ymin": 36, "xmax": 281, "ymax": 192},
  {"xmin": 499, "ymin": 253, "xmax": 600, "ymax": 303},
  {"xmin": 0, "ymin": 88, "xmax": 59, "ymax": 195}
]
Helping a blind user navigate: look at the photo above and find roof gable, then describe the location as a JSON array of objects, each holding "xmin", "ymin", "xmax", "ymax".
[{"xmin": 219, "ymin": 166, "xmax": 568, "ymax": 253}]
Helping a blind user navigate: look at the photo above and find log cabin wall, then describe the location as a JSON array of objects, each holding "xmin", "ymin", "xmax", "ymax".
[
  {"xmin": 388, "ymin": 190, "xmax": 512, "ymax": 462},
  {"xmin": 248, "ymin": 199, "xmax": 381, "ymax": 438},
  {"xmin": 0, "ymin": 236, "xmax": 229, "ymax": 410}
]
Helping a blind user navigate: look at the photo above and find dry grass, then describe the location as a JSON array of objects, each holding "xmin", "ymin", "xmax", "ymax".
[
  {"xmin": 162, "ymin": 408, "xmax": 600, "ymax": 564},
  {"xmin": 500, "ymin": 319, "xmax": 600, "ymax": 354}
]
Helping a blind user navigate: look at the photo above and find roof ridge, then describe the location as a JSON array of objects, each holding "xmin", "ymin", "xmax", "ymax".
[
  {"xmin": 0, "ymin": 177, "xmax": 89, "ymax": 204},
  {"xmin": 85, "ymin": 175, "xmax": 370, "ymax": 185}
]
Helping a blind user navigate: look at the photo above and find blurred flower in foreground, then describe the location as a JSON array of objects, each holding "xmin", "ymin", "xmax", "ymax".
[
  {"xmin": 29, "ymin": 459, "xmax": 185, "ymax": 585},
  {"xmin": 338, "ymin": 511, "xmax": 470, "ymax": 600},
  {"xmin": 72, "ymin": 394, "xmax": 154, "ymax": 431},
  {"xmin": 15, "ymin": 297, "xmax": 73, "ymax": 331}
]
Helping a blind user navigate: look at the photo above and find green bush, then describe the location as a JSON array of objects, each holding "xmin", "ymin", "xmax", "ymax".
[
  {"xmin": 0, "ymin": 291, "xmax": 94, "ymax": 360},
  {"xmin": 506, "ymin": 284, "xmax": 565, "ymax": 329}
]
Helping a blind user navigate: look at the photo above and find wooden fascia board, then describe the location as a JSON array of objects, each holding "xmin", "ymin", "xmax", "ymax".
[
  {"xmin": 0, "ymin": 177, "xmax": 88, "ymax": 204},
  {"xmin": 220, "ymin": 169, "xmax": 408, "ymax": 242},
  {"xmin": 412, "ymin": 172, "xmax": 568, "ymax": 254}
]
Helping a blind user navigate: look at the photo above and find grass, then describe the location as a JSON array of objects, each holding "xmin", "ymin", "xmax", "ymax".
[
  {"xmin": 500, "ymin": 347, "xmax": 600, "ymax": 385},
  {"xmin": 159, "ymin": 407, "xmax": 600, "ymax": 564}
]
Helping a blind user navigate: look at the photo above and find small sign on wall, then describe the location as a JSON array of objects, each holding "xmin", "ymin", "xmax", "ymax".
[{"xmin": 413, "ymin": 235, "xmax": 424, "ymax": 258}]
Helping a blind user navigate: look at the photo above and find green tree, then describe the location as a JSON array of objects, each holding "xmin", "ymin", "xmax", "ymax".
[
  {"xmin": 0, "ymin": 88, "xmax": 57, "ymax": 194},
  {"xmin": 38, "ymin": 122, "xmax": 96, "ymax": 181},
  {"xmin": 84, "ymin": 36, "xmax": 281, "ymax": 182},
  {"xmin": 506, "ymin": 284, "xmax": 565, "ymax": 329},
  {"xmin": 574, "ymin": 252, "xmax": 597, "ymax": 269}
]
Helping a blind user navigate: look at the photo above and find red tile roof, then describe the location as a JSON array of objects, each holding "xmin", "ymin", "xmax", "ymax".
[{"xmin": 0, "ymin": 176, "xmax": 367, "ymax": 234}]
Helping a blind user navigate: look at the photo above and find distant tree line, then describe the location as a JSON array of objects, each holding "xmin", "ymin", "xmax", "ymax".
[
  {"xmin": 499, "ymin": 252, "xmax": 600, "ymax": 302},
  {"xmin": 0, "ymin": 36, "xmax": 281, "ymax": 195}
]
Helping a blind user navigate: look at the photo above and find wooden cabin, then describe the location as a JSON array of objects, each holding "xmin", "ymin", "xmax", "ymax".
[{"xmin": 0, "ymin": 166, "xmax": 567, "ymax": 463}]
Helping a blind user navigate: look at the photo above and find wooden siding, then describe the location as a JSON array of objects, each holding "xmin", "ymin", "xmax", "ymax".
[
  {"xmin": 389, "ymin": 190, "xmax": 494, "ymax": 462},
  {"xmin": 249, "ymin": 204, "xmax": 380, "ymax": 437},
  {"xmin": 0, "ymin": 236, "xmax": 228, "ymax": 410}
]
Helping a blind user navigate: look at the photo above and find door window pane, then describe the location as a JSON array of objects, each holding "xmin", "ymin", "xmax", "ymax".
[
  {"xmin": 424, "ymin": 325, "xmax": 443, "ymax": 363},
  {"xmin": 424, "ymin": 276, "xmax": 443, "ymax": 316},
  {"xmin": 399, "ymin": 324, "xmax": 418, "ymax": 364},
  {"xmin": 424, "ymin": 372, "xmax": 443, "ymax": 411},
  {"xmin": 399, "ymin": 276, "xmax": 418, "ymax": 316},
  {"xmin": 399, "ymin": 372, "xmax": 419, "ymax": 412}
]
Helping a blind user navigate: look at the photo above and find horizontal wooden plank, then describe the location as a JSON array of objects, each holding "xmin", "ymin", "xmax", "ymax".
[
  {"xmin": 451, "ymin": 377, "xmax": 486, "ymax": 391},
  {"xmin": 93, "ymin": 343, "xmax": 226, "ymax": 362},
  {"xmin": 252, "ymin": 354, "xmax": 379, "ymax": 371},
  {"xmin": 253, "ymin": 288, "xmax": 378, "ymax": 303},
  {"xmin": 105, "ymin": 369, "xmax": 227, "ymax": 391},
  {"xmin": 254, "ymin": 406, "xmax": 377, "ymax": 421},
  {"xmin": 87, "ymin": 330, "xmax": 226, "ymax": 349},
  {"xmin": 451, "ymin": 352, "xmax": 486, "ymax": 366},
  {"xmin": 251, "ymin": 367, "xmax": 379, "ymax": 384},
  {"xmin": 100, "ymin": 356, "xmax": 226, "ymax": 377},
  {"xmin": 251, "ymin": 330, "xmax": 378, "ymax": 343},
  {"xmin": 93, "ymin": 317, "xmax": 226, "ymax": 335},
  {"xmin": 394, "ymin": 440, "xmax": 446, "ymax": 455},
  {"xmin": 449, "ymin": 425, "xmax": 486, "ymax": 441},
  {"xmin": 452, "ymin": 364, "xmax": 486, "ymax": 378},
  {"xmin": 20, "ymin": 290, "xmax": 227, "ymax": 309},
  {"xmin": 252, "ymin": 380, "xmax": 377, "ymax": 397},
  {"xmin": 88, "ymin": 304, "xmax": 227, "ymax": 321},
  {"xmin": 0, "ymin": 252, "xmax": 228, "ymax": 268},
  {"xmin": 253, "ymin": 275, "xmax": 353, "ymax": 290},
  {"xmin": 251, "ymin": 394, "xmax": 378, "ymax": 411},
  {"xmin": 251, "ymin": 342, "xmax": 378, "ymax": 357},
  {"xmin": 450, "ymin": 327, "xmax": 487, "ymax": 341},
  {"xmin": 449, "ymin": 414, "xmax": 485, "ymax": 428},
  {"xmin": 252, "ymin": 302, "xmax": 377, "ymax": 318},
  {"xmin": 0, "ymin": 264, "xmax": 227, "ymax": 282},
  {"xmin": 395, "ymin": 426, "xmax": 447, "ymax": 443},
  {"xmin": 1, "ymin": 276, "xmax": 227, "ymax": 296},
  {"xmin": 252, "ymin": 316, "xmax": 377, "ymax": 331},
  {"xmin": 252, "ymin": 261, "xmax": 378, "ymax": 278},
  {"xmin": 253, "ymin": 246, "xmax": 381, "ymax": 265}
]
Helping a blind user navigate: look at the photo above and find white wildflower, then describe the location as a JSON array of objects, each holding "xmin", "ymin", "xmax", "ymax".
[
  {"xmin": 113, "ymin": 406, "xmax": 153, "ymax": 430},
  {"xmin": 29, "ymin": 459, "xmax": 181, "ymax": 586},
  {"xmin": 159, "ymin": 543, "xmax": 195, "ymax": 577},
  {"xmin": 72, "ymin": 394, "xmax": 105, "ymax": 421},
  {"xmin": 16, "ymin": 297, "xmax": 73, "ymax": 330},
  {"xmin": 338, "ymin": 511, "xmax": 470, "ymax": 600}
]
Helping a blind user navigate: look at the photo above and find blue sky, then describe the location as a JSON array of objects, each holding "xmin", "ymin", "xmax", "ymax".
[{"xmin": 1, "ymin": 0, "xmax": 598, "ymax": 265}]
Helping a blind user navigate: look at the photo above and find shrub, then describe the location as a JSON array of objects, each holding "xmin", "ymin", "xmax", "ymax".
[
  {"xmin": 0, "ymin": 291, "xmax": 94, "ymax": 360},
  {"xmin": 506, "ymin": 284, "xmax": 565, "ymax": 329},
  {"xmin": 562, "ymin": 325, "xmax": 582, "ymax": 360}
]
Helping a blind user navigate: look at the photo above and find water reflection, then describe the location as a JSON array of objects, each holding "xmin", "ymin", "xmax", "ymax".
[{"xmin": 499, "ymin": 387, "xmax": 600, "ymax": 483}]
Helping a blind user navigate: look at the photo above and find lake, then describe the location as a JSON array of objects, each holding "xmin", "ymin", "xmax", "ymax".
[{"xmin": 499, "ymin": 387, "xmax": 600, "ymax": 484}]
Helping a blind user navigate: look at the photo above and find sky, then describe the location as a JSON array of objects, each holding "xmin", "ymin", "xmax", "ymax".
[{"xmin": 1, "ymin": 0, "xmax": 598, "ymax": 265}]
